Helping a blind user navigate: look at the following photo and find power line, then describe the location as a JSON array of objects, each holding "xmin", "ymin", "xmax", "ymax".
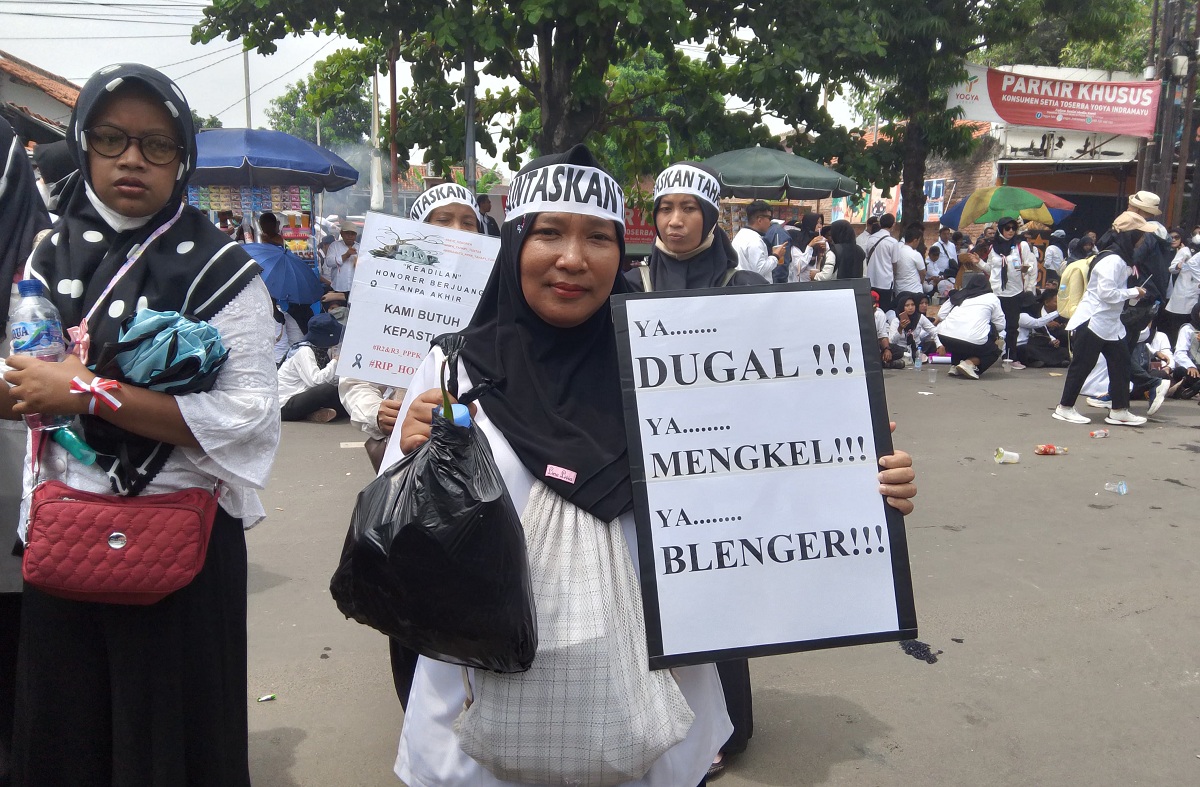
[
  {"xmin": 214, "ymin": 36, "xmax": 342, "ymax": 120},
  {"xmin": 0, "ymin": 10, "xmax": 197, "ymax": 25},
  {"xmin": 0, "ymin": 33, "xmax": 188, "ymax": 39},
  {"xmin": 173, "ymin": 48, "xmax": 246, "ymax": 81},
  {"xmin": 156, "ymin": 42, "xmax": 242, "ymax": 70}
]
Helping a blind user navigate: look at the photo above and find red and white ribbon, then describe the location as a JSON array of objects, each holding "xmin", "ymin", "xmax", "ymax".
[{"xmin": 70, "ymin": 376, "xmax": 122, "ymax": 415}]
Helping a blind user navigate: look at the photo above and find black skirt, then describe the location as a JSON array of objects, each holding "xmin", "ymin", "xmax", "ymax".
[{"xmin": 12, "ymin": 510, "xmax": 250, "ymax": 787}]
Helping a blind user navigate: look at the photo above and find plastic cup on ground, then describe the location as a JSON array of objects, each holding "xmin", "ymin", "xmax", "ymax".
[
  {"xmin": 1002, "ymin": 359, "xmax": 1012, "ymax": 373},
  {"xmin": 926, "ymin": 366, "xmax": 937, "ymax": 385},
  {"xmin": 994, "ymin": 447, "xmax": 1020, "ymax": 464}
]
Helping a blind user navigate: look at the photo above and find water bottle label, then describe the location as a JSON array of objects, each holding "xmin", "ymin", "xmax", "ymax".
[{"xmin": 11, "ymin": 320, "xmax": 65, "ymax": 354}]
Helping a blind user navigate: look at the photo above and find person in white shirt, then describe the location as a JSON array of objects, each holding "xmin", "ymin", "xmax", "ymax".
[
  {"xmin": 857, "ymin": 215, "xmax": 880, "ymax": 251},
  {"xmin": 1163, "ymin": 245, "xmax": 1200, "ymax": 346},
  {"xmin": 1014, "ymin": 289, "xmax": 1069, "ymax": 368},
  {"xmin": 324, "ymin": 222, "xmax": 360, "ymax": 294},
  {"xmin": 864, "ymin": 213, "xmax": 898, "ymax": 311},
  {"xmin": 731, "ymin": 200, "xmax": 785, "ymax": 279},
  {"xmin": 272, "ymin": 303, "xmax": 304, "ymax": 365},
  {"xmin": 887, "ymin": 292, "xmax": 942, "ymax": 358},
  {"xmin": 893, "ymin": 225, "xmax": 927, "ymax": 295},
  {"xmin": 1043, "ymin": 229, "xmax": 1066, "ymax": 273},
  {"xmin": 985, "ymin": 217, "xmax": 1037, "ymax": 366},
  {"xmin": 278, "ymin": 313, "xmax": 346, "ymax": 423},
  {"xmin": 1053, "ymin": 217, "xmax": 1150, "ymax": 426},
  {"xmin": 931, "ymin": 226, "xmax": 957, "ymax": 269},
  {"xmin": 924, "ymin": 245, "xmax": 947, "ymax": 290},
  {"xmin": 936, "ymin": 273, "xmax": 1006, "ymax": 379},
  {"xmin": 1166, "ymin": 304, "xmax": 1200, "ymax": 399}
]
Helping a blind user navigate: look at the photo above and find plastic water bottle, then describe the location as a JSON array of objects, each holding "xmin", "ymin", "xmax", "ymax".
[
  {"xmin": 1089, "ymin": 429, "xmax": 1110, "ymax": 439},
  {"xmin": 9, "ymin": 279, "xmax": 72, "ymax": 431},
  {"xmin": 1034, "ymin": 444, "xmax": 1069, "ymax": 455}
]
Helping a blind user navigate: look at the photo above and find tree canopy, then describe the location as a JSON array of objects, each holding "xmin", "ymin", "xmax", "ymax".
[
  {"xmin": 196, "ymin": 0, "xmax": 1148, "ymax": 223},
  {"xmin": 263, "ymin": 49, "xmax": 374, "ymax": 147}
]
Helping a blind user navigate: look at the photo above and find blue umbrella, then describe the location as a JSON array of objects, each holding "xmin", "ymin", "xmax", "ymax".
[
  {"xmin": 93, "ymin": 311, "xmax": 228, "ymax": 395},
  {"xmin": 242, "ymin": 243, "xmax": 325, "ymax": 305},
  {"xmin": 193, "ymin": 128, "xmax": 358, "ymax": 193}
]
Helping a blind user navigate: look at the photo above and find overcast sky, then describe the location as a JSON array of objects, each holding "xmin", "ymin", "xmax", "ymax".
[{"xmin": 2, "ymin": 1, "xmax": 856, "ymax": 173}]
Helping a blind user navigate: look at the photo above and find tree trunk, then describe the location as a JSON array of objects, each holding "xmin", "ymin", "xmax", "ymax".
[
  {"xmin": 533, "ymin": 22, "xmax": 606, "ymax": 154},
  {"xmin": 899, "ymin": 118, "xmax": 928, "ymax": 228}
]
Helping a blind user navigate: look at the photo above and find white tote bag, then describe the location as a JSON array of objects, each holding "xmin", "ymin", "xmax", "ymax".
[{"xmin": 456, "ymin": 482, "xmax": 695, "ymax": 786}]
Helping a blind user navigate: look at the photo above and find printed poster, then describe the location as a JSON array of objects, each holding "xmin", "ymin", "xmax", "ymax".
[
  {"xmin": 612, "ymin": 280, "xmax": 917, "ymax": 669},
  {"xmin": 335, "ymin": 211, "xmax": 500, "ymax": 389}
]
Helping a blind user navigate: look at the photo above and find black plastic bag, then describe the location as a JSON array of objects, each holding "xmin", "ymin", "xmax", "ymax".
[{"xmin": 329, "ymin": 338, "xmax": 536, "ymax": 673}]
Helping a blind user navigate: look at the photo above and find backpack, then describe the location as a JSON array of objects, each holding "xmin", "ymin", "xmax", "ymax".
[{"xmin": 1057, "ymin": 254, "xmax": 1105, "ymax": 319}]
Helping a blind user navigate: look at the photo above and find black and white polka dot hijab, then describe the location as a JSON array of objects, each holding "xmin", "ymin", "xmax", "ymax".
[
  {"xmin": 28, "ymin": 63, "xmax": 259, "ymax": 357},
  {"xmin": 27, "ymin": 63, "xmax": 260, "ymax": 495}
]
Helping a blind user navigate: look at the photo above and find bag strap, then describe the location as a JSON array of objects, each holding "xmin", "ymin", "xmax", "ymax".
[{"xmin": 639, "ymin": 266, "xmax": 652, "ymax": 292}]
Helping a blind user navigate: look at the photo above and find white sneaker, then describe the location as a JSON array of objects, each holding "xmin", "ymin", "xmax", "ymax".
[
  {"xmin": 1085, "ymin": 395, "xmax": 1112, "ymax": 409},
  {"xmin": 1106, "ymin": 408, "xmax": 1147, "ymax": 426},
  {"xmin": 957, "ymin": 361, "xmax": 979, "ymax": 380},
  {"xmin": 947, "ymin": 364, "xmax": 961, "ymax": 377},
  {"xmin": 1052, "ymin": 405, "xmax": 1091, "ymax": 424},
  {"xmin": 1147, "ymin": 379, "xmax": 1169, "ymax": 416}
]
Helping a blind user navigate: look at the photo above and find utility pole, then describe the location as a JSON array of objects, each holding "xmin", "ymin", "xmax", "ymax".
[
  {"xmin": 389, "ymin": 45, "xmax": 399, "ymax": 215},
  {"xmin": 371, "ymin": 72, "xmax": 384, "ymax": 211},
  {"xmin": 463, "ymin": 0, "xmax": 477, "ymax": 194},
  {"xmin": 243, "ymin": 49, "xmax": 252, "ymax": 128},
  {"xmin": 1168, "ymin": 0, "xmax": 1199, "ymax": 225}
]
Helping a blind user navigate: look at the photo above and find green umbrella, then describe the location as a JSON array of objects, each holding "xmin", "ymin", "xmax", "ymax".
[{"xmin": 703, "ymin": 146, "xmax": 858, "ymax": 200}]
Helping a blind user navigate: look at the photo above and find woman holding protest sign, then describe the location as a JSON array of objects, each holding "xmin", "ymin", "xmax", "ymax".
[
  {"xmin": 392, "ymin": 146, "xmax": 917, "ymax": 786},
  {"xmin": 623, "ymin": 159, "xmax": 766, "ymax": 776}
]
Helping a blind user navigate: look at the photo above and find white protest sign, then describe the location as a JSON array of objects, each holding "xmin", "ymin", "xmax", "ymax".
[
  {"xmin": 612, "ymin": 280, "xmax": 916, "ymax": 669},
  {"xmin": 335, "ymin": 211, "xmax": 499, "ymax": 389}
]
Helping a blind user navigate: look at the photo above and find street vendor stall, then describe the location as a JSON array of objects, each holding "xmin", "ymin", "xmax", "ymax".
[{"xmin": 191, "ymin": 128, "xmax": 359, "ymax": 261}]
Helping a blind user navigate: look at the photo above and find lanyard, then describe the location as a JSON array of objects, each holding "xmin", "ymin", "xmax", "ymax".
[{"xmin": 69, "ymin": 204, "xmax": 184, "ymax": 361}]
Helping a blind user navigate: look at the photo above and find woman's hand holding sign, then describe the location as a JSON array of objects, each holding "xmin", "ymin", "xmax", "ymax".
[{"xmin": 880, "ymin": 421, "xmax": 916, "ymax": 515}]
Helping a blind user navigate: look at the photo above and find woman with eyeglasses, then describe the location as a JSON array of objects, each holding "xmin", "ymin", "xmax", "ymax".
[
  {"xmin": 1, "ymin": 64, "xmax": 279, "ymax": 784},
  {"xmin": 985, "ymin": 217, "xmax": 1037, "ymax": 369}
]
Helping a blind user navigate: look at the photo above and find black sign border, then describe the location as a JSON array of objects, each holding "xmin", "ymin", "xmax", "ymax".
[{"xmin": 612, "ymin": 279, "xmax": 918, "ymax": 670}]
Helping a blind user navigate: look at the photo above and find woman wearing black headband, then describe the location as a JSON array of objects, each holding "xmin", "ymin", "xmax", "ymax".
[
  {"xmin": 1, "ymin": 64, "xmax": 278, "ymax": 784},
  {"xmin": 394, "ymin": 147, "xmax": 917, "ymax": 786},
  {"xmin": 338, "ymin": 182, "xmax": 486, "ymax": 713}
]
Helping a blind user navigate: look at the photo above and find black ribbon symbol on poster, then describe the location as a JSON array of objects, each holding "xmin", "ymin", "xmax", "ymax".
[{"xmin": 353, "ymin": 354, "xmax": 363, "ymax": 369}]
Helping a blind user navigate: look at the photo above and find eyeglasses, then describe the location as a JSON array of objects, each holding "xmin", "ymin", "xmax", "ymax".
[
  {"xmin": 1000, "ymin": 224, "xmax": 1017, "ymax": 232},
  {"xmin": 85, "ymin": 125, "xmax": 183, "ymax": 166}
]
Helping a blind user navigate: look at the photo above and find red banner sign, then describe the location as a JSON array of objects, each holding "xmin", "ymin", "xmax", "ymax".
[{"xmin": 948, "ymin": 65, "xmax": 1161, "ymax": 139}]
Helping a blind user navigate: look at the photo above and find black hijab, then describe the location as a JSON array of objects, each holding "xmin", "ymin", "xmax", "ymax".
[
  {"xmin": 991, "ymin": 216, "xmax": 1018, "ymax": 257},
  {"xmin": 458, "ymin": 144, "xmax": 634, "ymax": 522},
  {"xmin": 828, "ymin": 219, "xmax": 865, "ymax": 279},
  {"xmin": 0, "ymin": 118, "xmax": 52, "ymax": 334},
  {"xmin": 949, "ymin": 272, "xmax": 992, "ymax": 306},
  {"xmin": 637, "ymin": 161, "xmax": 738, "ymax": 291},
  {"xmin": 28, "ymin": 64, "xmax": 260, "ymax": 495}
]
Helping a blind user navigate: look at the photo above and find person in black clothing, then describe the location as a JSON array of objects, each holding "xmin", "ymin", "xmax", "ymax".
[{"xmin": 477, "ymin": 194, "xmax": 502, "ymax": 237}]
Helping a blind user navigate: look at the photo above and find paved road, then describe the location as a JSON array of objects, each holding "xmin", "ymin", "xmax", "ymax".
[{"xmin": 248, "ymin": 366, "xmax": 1200, "ymax": 786}]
